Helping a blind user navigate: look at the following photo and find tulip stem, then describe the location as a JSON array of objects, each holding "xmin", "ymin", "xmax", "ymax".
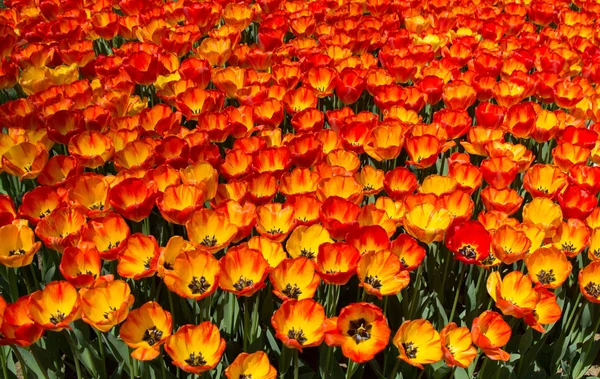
[
  {"xmin": 96, "ymin": 330, "xmax": 107, "ymax": 378},
  {"xmin": 243, "ymin": 297, "xmax": 250, "ymax": 351},
  {"xmin": 64, "ymin": 330, "xmax": 83, "ymax": 379},
  {"xmin": 0, "ymin": 347, "xmax": 9, "ymax": 379},
  {"xmin": 11, "ymin": 346, "xmax": 27, "ymax": 379},
  {"xmin": 408, "ymin": 264, "xmax": 423, "ymax": 319},
  {"xmin": 449, "ymin": 264, "xmax": 466, "ymax": 322},
  {"xmin": 478, "ymin": 356, "xmax": 488, "ymax": 377},
  {"xmin": 388, "ymin": 360, "xmax": 400, "ymax": 378},
  {"xmin": 293, "ymin": 349, "xmax": 299, "ymax": 379},
  {"xmin": 29, "ymin": 263, "xmax": 40, "ymax": 290},
  {"xmin": 564, "ymin": 292, "xmax": 582, "ymax": 332}
]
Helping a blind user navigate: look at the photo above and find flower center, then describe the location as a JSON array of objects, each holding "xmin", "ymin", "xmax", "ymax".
[
  {"xmin": 458, "ymin": 245, "xmax": 477, "ymax": 259},
  {"xmin": 143, "ymin": 257, "xmax": 153, "ymax": 270},
  {"xmin": 8, "ymin": 248, "xmax": 26, "ymax": 256},
  {"xmin": 89, "ymin": 202, "xmax": 105, "ymax": 211},
  {"xmin": 403, "ymin": 341, "xmax": 418, "ymax": 358},
  {"xmin": 536, "ymin": 269, "xmax": 556, "ymax": 285},
  {"xmin": 185, "ymin": 352, "xmax": 207, "ymax": 367},
  {"xmin": 364, "ymin": 275, "xmax": 383, "ymax": 290},
  {"xmin": 233, "ymin": 276, "xmax": 254, "ymax": 291},
  {"xmin": 282, "ymin": 283, "xmax": 302, "ymax": 299},
  {"xmin": 40, "ymin": 209, "xmax": 52, "ymax": 218},
  {"xmin": 107, "ymin": 241, "xmax": 120, "ymax": 249},
  {"xmin": 287, "ymin": 327, "xmax": 307, "ymax": 345},
  {"xmin": 537, "ymin": 187, "xmax": 549, "ymax": 194},
  {"xmin": 49, "ymin": 310, "xmax": 66, "ymax": 324},
  {"xmin": 200, "ymin": 235, "xmax": 218, "ymax": 247},
  {"xmin": 103, "ymin": 306, "xmax": 117, "ymax": 319},
  {"xmin": 445, "ymin": 343, "xmax": 456, "ymax": 355},
  {"xmin": 561, "ymin": 242, "xmax": 576, "ymax": 253},
  {"xmin": 240, "ymin": 375, "xmax": 253, "ymax": 379},
  {"xmin": 481, "ymin": 252, "xmax": 496, "ymax": 266},
  {"xmin": 348, "ymin": 318, "xmax": 372, "ymax": 344},
  {"xmin": 267, "ymin": 227, "xmax": 283, "ymax": 234},
  {"xmin": 142, "ymin": 326, "xmax": 163, "ymax": 346},
  {"xmin": 584, "ymin": 281, "xmax": 600, "ymax": 298},
  {"xmin": 300, "ymin": 248, "xmax": 316, "ymax": 259},
  {"xmin": 188, "ymin": 276, "xmax": 210, "ymax": 295}
]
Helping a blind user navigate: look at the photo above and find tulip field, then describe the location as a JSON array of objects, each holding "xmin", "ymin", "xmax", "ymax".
[{"xmin": 3, "ymin": 0, "xmax": 600, "ymax": 378}]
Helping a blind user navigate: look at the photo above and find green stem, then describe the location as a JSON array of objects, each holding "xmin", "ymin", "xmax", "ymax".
[
  {"xmin": 478, "ymin": 356, "xmax": 488, "ymax": 377},
  {"xmin": 244, "ymin": 297, "xmax": 250, "ymax": 351},
  {"xmin": 96, "ymin": 329, "xmax": 106, "ymax": 378},
  {"xmin": 449, "ymin": 265, "xmax": 466, "ymax": 322},
  {"xmin": 29, "ymin": 263, "xmax": 40, "ymax": 290},
  {"xmin": 64, "ymin": 330, "xmax": 82, "ymax": 379},
  {"xmin": 7, "ymin": 268, "xmax": 19, "ymax": 302},
  {"xmin": 346, "ymin": 360, "xmax": 357, "ymax": 379},
  {"xmin": 142, "ymin": 217, "xmax": 150, "ymax": 236},
  {"xmin": 0, "ymin": 347, "xmax": 9, "ymax": 379},
  {"xmin": 161, "ymin": 353, "xmax": 167, "ymax": 379},
  {"xmin": 294, "ymin": 349, "xmax": 299, "ymax": 379},
  {"xmin": 11, "ymin": 346, "xmax": 28, "ymax": 379},
  {"xmin": 383, "ymin": 296, "xmax": 389, "ymax": 316},
  {"xmin": 565, "ymin": 292, "xmax": 582, "ymax": 331},
  {"xmin": 389, "ymin": 360, "xmax": 400, "ymax": 378},
  {"xmin": 408, "ymin": 264, "xmax": 424, "ymax": 319}
]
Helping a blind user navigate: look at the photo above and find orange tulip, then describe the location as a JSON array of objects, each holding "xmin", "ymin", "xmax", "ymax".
[
  {"xmin": 80, "ymin": 279, "xmax": 134, "ymax": 332},
  {"xmin": 120, "ymin": 301, "xmax": 172, "ymax": 360},
  {"xmin": 79, "ymin": 213, "xmax": 130, "ymax": 261},
  {"xmin": 164, "ymin": 322, "xmax": 226, "ymax": 374},
  {"xmin": 225, "ymin": 351, "xmax": 277, "ymax": 379},
  {"xmin": 403, "ymin": 203, "xmax": 453, "ymax": 245},
  {"xmin": 579, "ymin": 261, "xmax": 600, "ymax": 303},
  {"xmin": 491, "ymin": 225, "xmax": 531, "ymax": 265},
  {"xmin": 68, "ymin": 131, "xmax": 114, "ymax": 169},
  {"xmin": 2, "ymin": 141, "xmax": 49, "ymax": 180},
  {"xmin": 324, "ymin": 303, "xmax": 390, "ymax": 363},
  {"xmin": 471, "ymin": 311, "xmax": 512, "ymax": 361},
  {"xmin": 59, "ymin": 247, "xmax": 101, "ymax": 288},
  {"xmin": 0, "ymin": 221, "xmax": 41, "ymax": 268},
  {"xmin": 526, "ymin": 246, "xmax": 572, "ymax": 289},
  {"xmin": 440, "ymin": 323, "xmax": 477, "ymax": 368},
  {"xmin": 35, "ymin": 207, "xmax": 86, "ymax": 253},
  {"xmin": 186, "ymin": 209, "xmax": 238, "ymax": 253},
  {"xmin": 357, "ymin": 250, "xmax": 410, "ymax": 299},
  {"xmin": 1, "ymin": 295, "xmax": 45, "ymax": 347},
  {"xmin": 219, "ymin": 246, "xmax": 270, "ymax": 297},
  {"xmin": 28, "ymin": 281, "xmax": 80, "ymax": 331},
  {"xmin": 272, "ymin": 299, "xmax": 325, "ymax": 352},
  {"xmin": 393, "ymin": 319, "xmax": 443, "ymax": 369},
  {"xmin": 270, "ymin": 257, "xmax": 320, "ymax": 301},
  {"xmin": 108, "ymin": 178, "xmax": 158, "ymax": 223},
  {"xmin": 487, "ymin": 271, "xmax": 539, "ymax": 319},
  {"xmin": 117, "ymin": 234, "xmax": 160, "ymax": 280},
  {"xmin": 163, "ymin": 250, "xmax": 220, "ymax": 301}
]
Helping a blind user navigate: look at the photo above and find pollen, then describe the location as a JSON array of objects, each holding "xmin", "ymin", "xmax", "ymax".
[
  {"xmin": 403, "ymin": 341, "xmax": 418, "ymax": 358},
  {"xmin": 364, "ymin": 275, "xmax": 383, "ymax": 290},
  {"xmin": 282, "ymin": 283, "xmax": 302, "ymax": 299},
  {"xmin": 458, "ymin": 245, "xmax": 477, "ymax": 259},
  {"xmin": 536, "ymin": 269, "xmax": 556, "ymax": 285},
  {"xmin": 185, "ymin": 352, "xmax": 207, "ymax": 367},
  {"xmin": 233, "ymin": 276, "xmax": 254, "ymax": 291},
  {"xmin": 200, "ymin": 235, "xmax": 218, "ymax": 247},
  {"xmin": 348, "ymin": 318, "xmax": 372, "ymax": 344},
  {"xmin": 584, "ymin": 281, "xmax": 600, "ymax": 298},
  {"xmin": 287, "ymin": 327, "xmax": 308, "ymax": 345},
  {"xmin": 8, "ymin": 248, "xmax": 26, "ymax": 256},
  {"xmin": 49, "ymin": 310, "xmax": 66, "ymax": 324},
  {"xmin": 188, "ymin": 276, "xmax": 210, "ymax": 295},
  {"xmin": 142, "ymin": 326, "xmax": 163, "ymax": 346}
]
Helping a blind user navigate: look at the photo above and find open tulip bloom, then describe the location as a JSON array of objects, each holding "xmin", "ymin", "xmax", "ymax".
[{"xmin": 1, "ymin": 0, "xmax": 600, "ymax": 378}]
